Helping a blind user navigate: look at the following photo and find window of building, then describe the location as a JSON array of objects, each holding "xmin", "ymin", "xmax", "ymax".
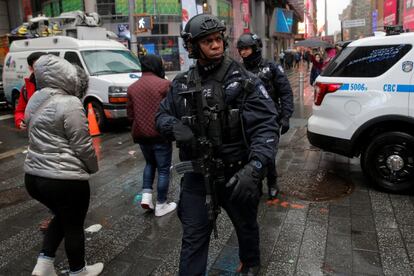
[
  {"xmin": 151, "ymin": 24, "xmax": 168, "ymax": 35},
  {"xmin": 322, "ymin": 44, "xmax": 412, "ymax": 78}
]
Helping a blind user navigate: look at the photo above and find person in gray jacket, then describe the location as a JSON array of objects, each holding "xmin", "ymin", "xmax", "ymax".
[{"xmin": 24, "ymin": 55, "xmax": 103, "ymax": 276}]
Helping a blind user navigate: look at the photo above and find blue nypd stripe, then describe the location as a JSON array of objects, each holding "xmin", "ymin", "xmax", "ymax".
[
  {"xmin": 396, "ymin": 85, "xmax": 414, "ymax": 92},
  {"xmin": 337, "ymin": 83, "xmax": 414, "ymax": 92},
  {"xmin": 338, "ymin": 84, "xmax": 349, "ymax": 90}
]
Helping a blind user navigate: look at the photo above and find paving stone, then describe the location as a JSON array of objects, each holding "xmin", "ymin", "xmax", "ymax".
[
  {"xmin": 352, "ymin": 250, "xmax": 382, "ymax": 275},
  {"xmin": 373, "ymin": 212, "xmax": 398, "ymax": 229},
  {"xmin": 351, "ymin": 215, "xmax": 375, "ymax": 232},
  {"xmin": 329, "ymin": 205, "xmax": 351, "ymax": 218},
  {"xmin": 351, "ymin": 231, "xmax": 378, "ymax": 252},
  {"xmin": 395, "ymin": 210, "xmax": 414, "ymax": 226},
  {"xmin": 324, "ymin": 252, "xmax": 352, "ymax": 275},
  {"xmin": 307, "ymin": 204, "xmax": 329, "ymax": 225},
  {"xmin": 329, "ymin": 197, "xmax": 351, "ymax": 207},
  {"xmin": 295, "ymin": 256, "xmax": 324, "ymax": 276},
  {"xmin": 328, "ymin": 217, "xmax": 351, "ymax": 235},
  {"xmin": 401, "ymin": 225, "xmax": 414, "ymax": 243},
  {"xmin": 264, "ymin": 261, "xmax": 295, "ymax": 276},
  {"xmin": 101, "ymin": 260, "xmax": 133, "ymax": 276},
  {"xmin": 271, "ymin": 241, "xmax": 301, "ymax": 263},
  {"xmin": 299, "ymin": 222, "xmax": 327, "ymax": 261},
  {"xmin": 377, "ymin": 228, "xmax": 413, "ymax": 276},
  {"xmin": 350, "ymin": 190, "xmax": 371, "ymax": 205},
  {"xmin": 284, "ymin": 209, "xmax": 307, "ymax": 226},
  {"xmin": 326, "ymin": 233, "xmax": 352, "ymax": 256},
  {"xmin": 277, "ymin": 223, "xmax": 305, "ymax": 244},
  {"xmin": 370, "ymin": 191, "xmax": 393, "ymax": 213}
]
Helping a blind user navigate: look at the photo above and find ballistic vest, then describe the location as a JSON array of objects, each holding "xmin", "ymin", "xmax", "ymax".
[{"xmin": 184, "ymin": 57, "xmax": 244, "ymax": 154}]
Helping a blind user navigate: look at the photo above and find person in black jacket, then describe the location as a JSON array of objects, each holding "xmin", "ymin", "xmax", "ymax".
[
  {"xmin": 237, "ymin": 33, "xmax": 294, "ymax": 200},
  {"xmin": 156, "ymin": 14, "xmax": 278, "ymax": 276}
]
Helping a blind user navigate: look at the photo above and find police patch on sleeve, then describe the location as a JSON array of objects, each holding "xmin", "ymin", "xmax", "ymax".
[
  {"xmin": 258, "ymin": 85, "xmax": 269, "ymax": 99},
  {"xmin": 226, "ymin": 82, "xmax": 240, "ymax": 89},
  {"xmin": 278, "ymin": 64, "xmax": 285, "ymax": 73}
]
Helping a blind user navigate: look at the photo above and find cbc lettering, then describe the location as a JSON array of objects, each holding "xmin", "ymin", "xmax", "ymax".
[{"xmin": 383, "ymin": 84, "xmax": 397, "ymax": 92}]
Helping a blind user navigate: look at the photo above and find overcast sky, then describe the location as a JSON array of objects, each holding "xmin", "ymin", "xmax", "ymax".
[{"xmin": 317, "ymin": 0, "xmax": 351, "ymax": 35}]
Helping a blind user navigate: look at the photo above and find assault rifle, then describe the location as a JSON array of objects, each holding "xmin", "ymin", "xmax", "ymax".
[{"xmin": 173, "ymin": 69, "xmax": 224, "ymax": 239}]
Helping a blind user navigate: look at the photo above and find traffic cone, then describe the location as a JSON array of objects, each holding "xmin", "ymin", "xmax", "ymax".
[{"xmin": 87, "ymin": 103, "xmax": 101, "ymax": 136}]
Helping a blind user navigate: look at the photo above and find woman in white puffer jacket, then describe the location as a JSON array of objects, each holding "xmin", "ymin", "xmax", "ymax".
[{"xmin": 24, "ymin": 54, "xmax": 103, "ymax": 276}]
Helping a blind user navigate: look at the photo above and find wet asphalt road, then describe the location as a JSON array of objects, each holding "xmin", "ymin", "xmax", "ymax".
[{"xmin": 1, "ymin": 68, "xmax": 414, "ymax": 275}]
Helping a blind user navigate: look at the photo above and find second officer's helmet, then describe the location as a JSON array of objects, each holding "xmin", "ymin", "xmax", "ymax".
[
  {"xmin": 181, "ymin": 14, "xmax": 226, "ymax": 59},
  {"xmin": 237, "ymin": 33, "xmax": 263, "ymax": 53}
]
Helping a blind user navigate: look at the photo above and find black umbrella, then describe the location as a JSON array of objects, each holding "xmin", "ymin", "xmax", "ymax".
[{"xmin": 293, "ymin": 38, "xmax": 333, "ymax": 48}]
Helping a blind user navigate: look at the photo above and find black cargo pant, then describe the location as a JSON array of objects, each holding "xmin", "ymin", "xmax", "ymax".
[
  {"xmin": 178, "ymin": 172, "xmax": 260, "ymax": 276},
  {"xmin": 25, "ymin": 174, "xmax": 90, "ymax": 272}
]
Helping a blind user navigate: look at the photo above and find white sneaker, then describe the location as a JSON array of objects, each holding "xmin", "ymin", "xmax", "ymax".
[
  {"xmin": 141, "ymin": 193, "xmax": 154, "ymax": 210},
  {"xmin": 155, "ymin": 202, "xmax": 177, "ymax": 217},
  {"xmin": 69, "ymin": 263, "xmax": 104, "ymax": 276},
  {"xmin": 32, "ymin": 257, "xmax": 57, "ymax": 276}
]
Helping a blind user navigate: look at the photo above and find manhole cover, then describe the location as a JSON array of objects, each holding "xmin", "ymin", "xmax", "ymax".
[
  {"xmin": 278, "ymin": 170, "xmax": 354, "ymax": 201},
  {"xmin": 0, "ymin": 187, "xmax": 30, "ymax": 208}
]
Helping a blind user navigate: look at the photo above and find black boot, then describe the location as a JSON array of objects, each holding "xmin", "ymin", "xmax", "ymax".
[
  {"xmin": 238, "ymin": 265, "xmax": 260, "ymax": 276},
  {"xmin": 268, "ymin": 187, "xmax": 279, "ymax": 200}
]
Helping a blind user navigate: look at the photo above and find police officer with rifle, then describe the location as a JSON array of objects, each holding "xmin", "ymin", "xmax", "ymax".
[
  {"xmin": 156, "ymin": 14, "xmax": 279, "ymax": 275},
  {"xmin": 237, "ymin": 33, "xmax": 294, "ymax": 200}
]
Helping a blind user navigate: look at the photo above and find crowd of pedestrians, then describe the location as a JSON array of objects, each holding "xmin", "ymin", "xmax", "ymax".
[{"xmin": 13, "ymin": 13, "xmax": 343, "ymax": 276}]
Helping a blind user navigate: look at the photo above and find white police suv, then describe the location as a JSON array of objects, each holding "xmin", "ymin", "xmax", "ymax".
[{"xmin": 307, "ymin": 28, "xmax": 414, "ymax": 192}]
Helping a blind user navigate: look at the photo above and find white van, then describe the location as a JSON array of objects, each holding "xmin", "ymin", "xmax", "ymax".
[{"xmin": 2, "ymin": 36, "xmax": 141, "ymax": 129}]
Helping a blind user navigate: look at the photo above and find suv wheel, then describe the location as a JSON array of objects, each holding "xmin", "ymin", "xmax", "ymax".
[{"xmin": 362, "ymin": 131, "xmax": 414, "ymax": 192}]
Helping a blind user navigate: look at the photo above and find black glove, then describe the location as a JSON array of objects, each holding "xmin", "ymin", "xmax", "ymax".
[
  {"xmin": 279, "ymin": 117, "xmax": 290, "ymax": 135},
  {"xmin": 225, "ymin": 160, "xmax": 263, "ymax": 203},
  {"xmin": 173, "ymin": 122, "xmax": 194, "ymax": 143}
]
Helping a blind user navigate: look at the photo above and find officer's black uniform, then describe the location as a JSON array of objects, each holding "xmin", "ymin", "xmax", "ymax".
[
  {"xmin": 156, "ymin": 15, "xmax": 278, "ymax": 276},
  {"xmin": 237, "ymin": 33, "xmax": 294, "ymax": 199}
]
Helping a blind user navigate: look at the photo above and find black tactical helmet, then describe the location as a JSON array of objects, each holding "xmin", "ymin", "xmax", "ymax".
[
  {"xmin": 237, "ymin": 33, "xmax": 263, "ymax": 52},
  {"xmin": 181, "ymin": 14, "xmax": 226, "ymax": 59}
]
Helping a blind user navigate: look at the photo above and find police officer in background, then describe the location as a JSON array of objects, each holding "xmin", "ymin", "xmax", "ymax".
[
  {"xmin": 237, "ymin": 33, "xmax": 294, "ymax": 200},
  {"xmin": 156, "ymin": 14, "xmax": 278, "ymax": 275}
]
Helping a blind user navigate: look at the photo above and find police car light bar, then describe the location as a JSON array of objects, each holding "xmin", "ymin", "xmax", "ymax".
[{"xmin": 384, "ymin": 25, "xmax": 406, "ymax": 36}]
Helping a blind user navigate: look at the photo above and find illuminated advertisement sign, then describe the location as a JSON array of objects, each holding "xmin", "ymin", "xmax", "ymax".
[
  {"xmin": 275, "ymin": 8, "xmax": 293, "ymax": 33},
  {"xmin": 384, "ymin": 0, "xmax": 397, "ymax": 26},
  {"xmin": 404, "ymin": 0, "xmax": 414, "ymax": 30}
]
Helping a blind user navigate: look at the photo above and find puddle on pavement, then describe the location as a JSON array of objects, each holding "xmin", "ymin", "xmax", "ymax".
[
  {"xmin": 0, "ymin": 187, "xmax": 30, "ymax": 208},
  {"xmin": 278, "ymin": 169, "xmax": 354, "ymax": 201}
]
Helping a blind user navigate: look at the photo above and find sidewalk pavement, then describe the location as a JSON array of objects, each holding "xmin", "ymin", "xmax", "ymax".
[{"xmin": 0, "ymin": 67, "xmax": 413, "ymax": 275}]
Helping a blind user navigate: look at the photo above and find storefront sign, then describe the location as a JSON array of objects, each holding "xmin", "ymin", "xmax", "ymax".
[
  {"xmin": 404, "ymin": 0, "xmax": 414, "ymax": 30},
  {"xmin": 275, "ymin": 8, "xmax": 293, "ymax": 33},
  {"xmin": 384, "ymin": 0, "xmax": 397, "ymax": 26},
  {"xmin": 343, "ymin": 19, "xmax": 366, "ymax": 28}
]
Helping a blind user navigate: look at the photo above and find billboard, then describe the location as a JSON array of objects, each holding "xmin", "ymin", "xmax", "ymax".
[
  {"xmin": 275, "ymin": 8, "xmax": 293, "ymax": 33},
  {"xmin": 384, "ymin": 0, "xmax": 398, "ymax": 26},
  {"xmin": 404, "ymin": 0, "xmax": 414, "ymax": 30}
]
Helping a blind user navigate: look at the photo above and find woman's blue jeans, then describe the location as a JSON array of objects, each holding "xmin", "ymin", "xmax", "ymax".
[{"xmin": 139, "ymin": 142, "xmax": 172, "ymax": 204}]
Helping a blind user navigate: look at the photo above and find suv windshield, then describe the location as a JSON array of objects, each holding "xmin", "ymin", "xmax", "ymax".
[
  {"xmin": 81, "ymin": 50, "xmax": 141, "ymax": 76},
  {"xmin": 322, "ymin": 44, "xmax": 412, "ymax": 78}
]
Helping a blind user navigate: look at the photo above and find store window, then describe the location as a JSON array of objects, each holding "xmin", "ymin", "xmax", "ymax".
[
  {"xmin": 151, "ymin": 24, "xmax": 168, "ymax": 35},
  {"xmin": 139, "ymin": 36, "xmax": 180, "ymax": 71}
]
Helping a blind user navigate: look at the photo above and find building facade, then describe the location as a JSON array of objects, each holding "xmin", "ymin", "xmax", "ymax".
[{"xmin": 2, "ymin": 0, "xmax": 304, "ymax": 70}]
